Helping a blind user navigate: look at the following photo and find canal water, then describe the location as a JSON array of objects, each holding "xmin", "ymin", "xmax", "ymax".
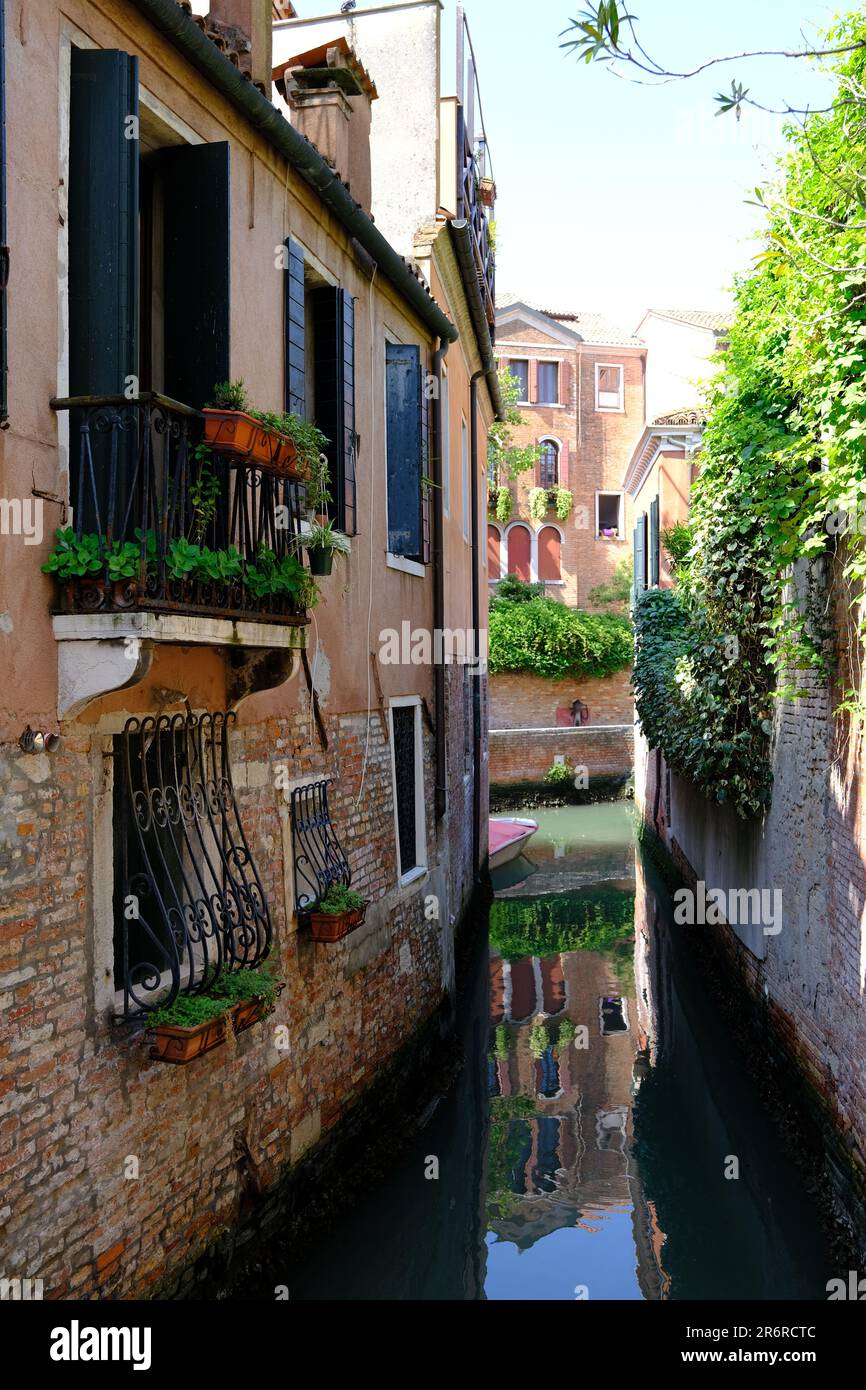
[{"xmin": 249, "ymin": 802, "xmax": 831, "ymax": 1300}]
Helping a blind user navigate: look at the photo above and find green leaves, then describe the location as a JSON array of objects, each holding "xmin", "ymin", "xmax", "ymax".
[
  {"xmin": 40, "ymin": 528, "xmax": 103, "ymax": 582},
  {"xmin": 488, "ymin": 596, "xmax": 632, "ymax": 680}
]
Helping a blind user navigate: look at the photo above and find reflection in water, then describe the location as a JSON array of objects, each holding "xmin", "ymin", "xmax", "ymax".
[
  {"xmin": 238, "ymin": 801, "xmax": 830, "ymax": 1300},
  {"xmin": 485, "ymin": 802, "xmax": 829, "ymax": 1301}
]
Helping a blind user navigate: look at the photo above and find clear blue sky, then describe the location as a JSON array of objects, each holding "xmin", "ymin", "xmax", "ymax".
[{"xmin": 441, "ymin": 0, "xmax": 841, "ymax": 331}]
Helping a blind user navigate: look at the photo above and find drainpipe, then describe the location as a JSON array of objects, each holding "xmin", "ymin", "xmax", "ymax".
[
  {"xmin": 470, "ymin": 367, "xmax": 485, "ymax": 882},
  {"xmin": 432, "ymin": 339, "xmax": 449, "ymax": 822}
]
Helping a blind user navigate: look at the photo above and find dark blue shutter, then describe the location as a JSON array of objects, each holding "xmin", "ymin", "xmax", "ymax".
[
  {"xmin": 68, "ymin": 49, "xmax": 139, "ymax": 397},
  {"xmin": 649, "ymin": 496, "xmax": 660, "ymax": 586},
  {"xmin": 284, "ymin": 238, "xmax": 305, "ymax": 417},
  {"xmin": 420, "ymin": 355, "xmax": 431, "ymax": 564},
  {"xmin": 0, "ymin": 0, "xmax": 8, "ymax": 422},
  {"xmin": 386, "ymin": 343, "xmax": 423, "ymax": 560},
  {"xmin": 161, "ymin": 143, "xmax": 230, "ymax": 409},
  {"xmin": 633, "ymin": 512, "xmax": 647, "ymax": 602},
  {"xmin": 312, "ymin": 287, "xmax": 356, "ymax": 533}
]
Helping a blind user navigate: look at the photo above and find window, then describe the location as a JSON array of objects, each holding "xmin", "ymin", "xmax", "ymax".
[
  {"xmin": 537, "ymin": 361, "xmax": 559, "ymax": 404},
  {"xmin": 461, "ymin": 417, "xmax": 469, "ymax": 543},
  {"xmin": 506, "ymin": 523, "xmax": 532, "ymax": 581},
  {"xmin": 538, "ymin": 440, "xmax": 559, "ymax": 488},
  {"xmin": 537, "ymin": 525, "xmax": 561, "ymax": 582},
  {"xmin": 112, "ymin": 711, "xmax": 271, "ymax": 1019},
  {"xmin": 487, "ymin": 523, "xmax": 502, "ymax": 581},
  {"xmin": 441, "ymin": 367, "xmax": 450, "ymax": 517},
  {"xmin": 283, "ymin": 250, "xmax": 358, "ymax": 535},
  {"xmin": 596, "ymin": 363, "xmax": 624, "ymax": 411},
  {"xmin": 508, "ymin": 358, "xmax": 529, "ymax": 401},
  {"xmin": 390, "ymin": 699, "xmax": 427, "ymax": 882},
  {"xmin": 600, "ymin": 995, "xmax": 629, "ymax": 1035},
  {"xmin": 596, "ymin": 492, "xmax": 622, "ymax": 538},
  {"xmin": 385, "ymin": 342, "xmax": 425, "ymax": 562}
]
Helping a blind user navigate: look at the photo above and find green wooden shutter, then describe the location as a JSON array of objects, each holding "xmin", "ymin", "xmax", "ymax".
[
  {"xmin": 284, "ymin": 238, "xmax": 305, "ymax": 418},
  {"xmin": 649, "ymin": 496, "xmax": 660, "ymax": 586},
  {"xmin": 161, "ymin": 143, "xmax": 230, "ymax": 409},
  {"xmin": 386, "ymin": 343, "xmax": 423, "ymax": 560},
  {"xmin": 68, "ymin": 48, "xmax": 139, "ymax": 397},
  {"xmin": 633, "ymin": 513, "xmax": 647, "ymax": 604},
  {"xmin": 311, "ymin": 287, "xmax": 356, "ymax": 533}
]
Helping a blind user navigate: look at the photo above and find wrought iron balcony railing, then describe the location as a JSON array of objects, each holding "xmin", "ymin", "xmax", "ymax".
[
  {"xmin": 49, "ymin": 393, "xmax": 309, "ymax": 626},
  {"xmin": 456, "ymin": 112, "xmax": 495, "ymax": 329}
]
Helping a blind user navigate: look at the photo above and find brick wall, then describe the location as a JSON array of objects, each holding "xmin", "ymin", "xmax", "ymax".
[
  {"xmin": 0, "ymin": 705, "xmax": 457, "ymax": 1298},
  {"xmin": 489, "ymin": 725, "xmax": 634, "ymax": 786},
  {"xmin": 633, "ymin": 556, "xmax": 866, "ymax": 1233},
  {"xmin": 490, "ymin": 669, "xmax": 633, "ymax": 730}
]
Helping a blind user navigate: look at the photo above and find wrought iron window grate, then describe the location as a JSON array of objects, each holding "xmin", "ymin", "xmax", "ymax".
[
  {"xmin": 290, "ymin": 779, "xmax": 351, "ymax": 914},
  {"xmin": 113, "ymin": 709, "xmax": 271, "ymax": 1019}
]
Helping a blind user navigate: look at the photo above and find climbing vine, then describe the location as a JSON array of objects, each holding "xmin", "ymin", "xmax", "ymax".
[{"xmin": 634, "ymin": 14, "xmax": 866, "ymax": 816}]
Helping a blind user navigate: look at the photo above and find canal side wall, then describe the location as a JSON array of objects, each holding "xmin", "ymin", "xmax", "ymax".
[
  {"xmin": 633, "ymin": 674, "xmax": 866, "ymax": 1244},
  {"xmin": 0, "ymin": 706, "xmax": 467, "ymax": 1299},
  {"xmin": 489, "ymin": 725, "xmax": 634, "ymax": 788},
  {"xmin": 489, "ymin": 670, "xmax": 634, "ymax": 729}
]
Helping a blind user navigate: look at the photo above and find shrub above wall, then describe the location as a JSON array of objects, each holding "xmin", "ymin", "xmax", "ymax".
[{"xmin": 488, "ymin": 595, "xmax": 632, "ymax": 680}]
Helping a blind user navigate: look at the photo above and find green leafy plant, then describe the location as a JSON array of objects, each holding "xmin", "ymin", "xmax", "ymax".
[
  {"xmin": 317, "ymin": 883, "xmax": 365, "ymax": 915},
  {"xmin": 488, "ymin": 368, "xmax": 542, "ymax": 482},
  {"xmin": 298, "ymin": 520, "xmax": 351, "ymax": 558},
  {"xmin": 189, "ymin": 443, "xmax": 221, "ymax": 542},
  {"xmin": 528, "ymin": 1020, "xmax": 550, "ymax": 1060},
  {"xmin": 209, "ymin": 380, "xmax": 250, "ymax": 411},
  {"xmin": 41, "ymin": 529, "xmax": 104, "ymax": 582},
  {"xmin": 166, "ymin": 536, "xmax": 202, "ymax": 580},
  {"xmin": 149, "ymin": 993, "xmax": 230, "ymax": 1029},
  {"xmin": 105, "ymin": 539, "xmax": 140, "ymax": 583},
  {"xmin": 194, "ymin": 545, "xmax": 243, "ymax": 585},
  {"xmin": 495, "ymin": 485, "xmax": 513, "ymax": 524},
  {"xmin": 207, "ymin": 962, "xmax": 280, "ymax": 1008},
  {"xmin": 491, "ymin": 574, "xmax": 545, "ymax": 606},
  {"xmin": 528, "ymin": 486, "xmax": 548, "ymax": 521},
  {"xmin": 587, "ymin": 558, "xmax": 633, "ymax": 608},
  {"xmin": 543, "ymin": 759, "xmax": 574, "ymax": 785},
  {"xmin": 489, "ymin": 596, "xmax": 632, "ymax": 680},
  {"xmin": 554, "ymin": 486, "xmax": 573, "ymax": 522}
]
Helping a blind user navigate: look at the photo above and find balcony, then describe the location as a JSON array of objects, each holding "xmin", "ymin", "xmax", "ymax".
[
  {"xmin": 48, "ymin": 394, "xmax": 310, "ymax": 717},
  {"xmin": 454, "ymin": 6, "xmax": 496, "ymax": 327}
]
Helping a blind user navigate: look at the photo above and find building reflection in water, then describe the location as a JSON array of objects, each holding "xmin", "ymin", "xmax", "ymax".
[{"xmin": 485, "ymin": 858, "xmax": 671, "ymax": 1300}]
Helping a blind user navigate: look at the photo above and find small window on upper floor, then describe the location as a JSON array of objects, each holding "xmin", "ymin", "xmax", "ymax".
[
  {"xmin": 597, "ymin": 492, "xmax": 623, "ymax": 539},
  {"xmin": 596, "ymin": 363, "xmax": 624, "ymax": 411},
  {"xmin": 537, "ymin": 361, "xmax": 559, "ymax": 405},
  {"xmin": 508, "ymin": 359, "xmax": 529, "ymax": 402}
]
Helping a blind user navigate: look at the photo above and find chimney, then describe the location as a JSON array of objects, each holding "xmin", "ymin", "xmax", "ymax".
[
  {"xmin": 274, "ymin": 40, "xmax": 378, "ymax": 213},
  {"xmin": 208, "ymin": 0, "xmax": 273, "ymax": 93}
]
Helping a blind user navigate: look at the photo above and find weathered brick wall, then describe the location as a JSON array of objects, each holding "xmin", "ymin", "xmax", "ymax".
[
  {"xmin": 0, "ymin": 706, "xmax": 454, "ymax": 1298},
  {"xmin": 489, "ymin": 669, "xmax": 633, "ymax": 730},
  {"xmin": 489, "ymin": 725, "xmax": 634, "ymax": 786},
  {"xmin": 633, "ymin": 559, "xmax": 866, "ymax": 1230}
]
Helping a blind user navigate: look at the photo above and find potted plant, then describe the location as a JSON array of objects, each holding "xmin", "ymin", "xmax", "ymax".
[
  {"xmin": 478, "ymin": 175, "xmax": 496, "ymax": 207},
  {"xmin": 528, "ymin": 487, "xmax": 548, "ymax": 522},
  {"xmin": 147, "ymin": 994, "xmax": 230, "ymax": 1065},
  {"xmin": 207, "ymin": 963, "xmax": 284, "ymax": 1036},
  {"xmin": 495, "ymin": 485, "xmax": 513, "ymax": 524},
  {"xmin": 105, "ymin": 538, "xmax": 140, "ymax": 606},
  {"xmin": 41, "ymin": 528, "xmax": 105, "ymax": 609},
  {"xmin": 203, "ymin": 380, "xmax": 327, "ymax": 483},
  {"xmin": 308, "ymin": 883, "xmax": 367, "ymax": 943},
  {"xmin": 297, "ymin": 519, "xmax": 351, "ymax": 577}
]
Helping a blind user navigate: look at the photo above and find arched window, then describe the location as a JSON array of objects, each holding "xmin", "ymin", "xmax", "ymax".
[
  {"xmin": 506, "ymin": 524, "xmax": 532, "ymax": 581},
  {"xmin": 539, "ymin": 440, "xmax": 559, "ymax": 488},
  {"xmin": 487, "ymin": 523, "xmax": 502, "ymax": 582},
  {"xmin": 537, "ymin": 525, "xmax": 561, "ymax": 582}
]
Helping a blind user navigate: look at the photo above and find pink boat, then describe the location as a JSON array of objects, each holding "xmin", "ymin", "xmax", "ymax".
[{"xmin": 488, "ymin": 816, "xmax": 538, "ymax": 869}]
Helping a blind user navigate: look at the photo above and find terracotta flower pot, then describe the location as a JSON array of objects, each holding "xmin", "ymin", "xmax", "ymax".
[
  {"xmin": 149, "ymin": 1013, "xmax": 228, "ymax": 1064},
  {"xmin": 309, "ymin": 901, "xmax": 367, "ymax": 943},
  {"xmin": 203, "ymin": 409, "xmax": 311, "ymax": 482},
  {"xmin": 230, "ymin": 982, "xmax": 284, "ymax": 1035}
]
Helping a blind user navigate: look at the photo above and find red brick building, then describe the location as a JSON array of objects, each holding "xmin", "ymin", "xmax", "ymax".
[{"xmin": 489, "ymin": 298, "xmax": 646, "ymax": 610}]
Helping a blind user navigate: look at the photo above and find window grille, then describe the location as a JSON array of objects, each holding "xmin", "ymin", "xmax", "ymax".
[{"xmin": 289, "ymin": 779, "xmax": 351, "ymax": 914}]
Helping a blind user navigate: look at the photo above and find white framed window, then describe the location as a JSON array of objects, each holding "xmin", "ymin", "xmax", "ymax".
[
  {"xmin": 461, "ymin": 417, "xmax": 469, "ymax": 543},
  {"xmin": 441, "ymin": 366, "xmax": 450, "ymax": 518},
  {"xmin": 389, "ymin": 696, "xmax": 427, "ymax": 885},
  {"xmin": 507, "ymin": 358, "xmax": 529, "ymax": 402},
  {"xmin": 595, "ymin": 362, "xmax": 624, "ymax": 411},
  {"xmin": 536, "ymin": 360, "xmax": 559, "ymax": 405},
  {"xmin": 596, "ymin": 491, "xmax": 624, "ymax": 539}
]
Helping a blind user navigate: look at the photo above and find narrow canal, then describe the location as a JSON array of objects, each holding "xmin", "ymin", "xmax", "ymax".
[{"xmin": 243, "ymin": 802, "xmax": 831, "ymax": 1300}]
